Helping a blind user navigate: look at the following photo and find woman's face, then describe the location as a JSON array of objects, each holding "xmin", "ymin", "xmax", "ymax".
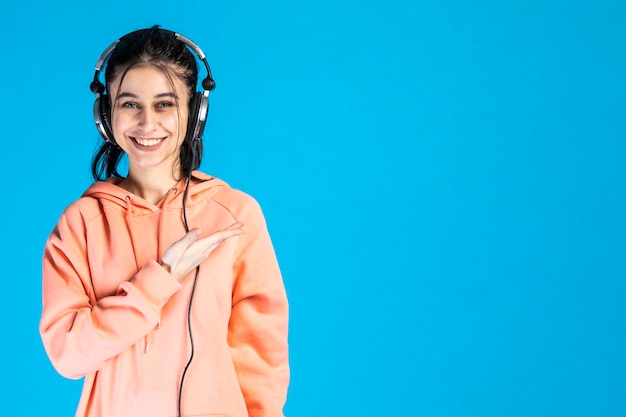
[{"xmin": 109, "ymin": 64, "xmax": 190, "ymax": 176}]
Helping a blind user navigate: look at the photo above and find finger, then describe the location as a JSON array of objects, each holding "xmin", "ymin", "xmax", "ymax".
[
  {"xmin": 224, "ymin": 222, "xmax": 244, "ymax": 231},
  {"xmin": 192, "ymin": 228, "xmax": 243, "ymax": 254},
  {"xmin": 201, "ymin": 228, "xmax": 244, "ymax": 246}
]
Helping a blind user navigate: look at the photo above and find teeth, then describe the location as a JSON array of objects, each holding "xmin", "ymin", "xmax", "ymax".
[{"xmin": 134, "ymin": 137, "xmax": 163, "ymax": 147}]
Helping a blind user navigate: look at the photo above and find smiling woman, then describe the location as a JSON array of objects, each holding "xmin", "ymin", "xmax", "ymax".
[
  {"xmin": 110, "ymin": 65, "xmax": 189, "ymax": 186},
  {"xmin": 39, "ymin": 25, "xmax": 289, "ymax": 417}
]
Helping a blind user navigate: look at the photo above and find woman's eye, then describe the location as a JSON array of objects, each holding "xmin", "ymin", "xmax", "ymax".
[
  {"xmin": 156, "ymin": 101, "xmax": 175, "ymax": 109},
  {"xmin": 120, "ymin": 102, "xmax": 139, "ymax": 109}
]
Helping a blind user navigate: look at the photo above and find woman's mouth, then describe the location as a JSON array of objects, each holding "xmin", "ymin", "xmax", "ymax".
[{"xmin": 132, "ymin": 137, "xmax": 164, "ymax": 147}]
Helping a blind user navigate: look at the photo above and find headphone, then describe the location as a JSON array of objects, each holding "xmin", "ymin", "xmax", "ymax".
[{"xmin": 89, "ymin": 30, "xmax": 216, "ymax": 145}]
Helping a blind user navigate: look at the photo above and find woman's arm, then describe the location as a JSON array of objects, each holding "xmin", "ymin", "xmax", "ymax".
[
  {"xmin": 227, "ymin": 195, "xmax": 290, "ymax": 417},
  {"xmin": 39, "ymin": 204, "xmax": 182, "ymax": 379}
]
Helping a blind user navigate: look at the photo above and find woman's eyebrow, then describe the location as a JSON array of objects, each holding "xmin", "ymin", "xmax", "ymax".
[
  {"xmin": 117, "ymin": 92, "xmax": 139, "ymax": 99},
  {"xmin": 155, "ymin": 92, "xmax": 178, "ymax": 99},
  {"xmin": 117, "ymin": 92, "xmax": 179, "ymax": 99}
]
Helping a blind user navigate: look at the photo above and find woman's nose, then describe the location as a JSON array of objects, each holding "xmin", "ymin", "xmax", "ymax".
[{"xmin": 138, "ymin": 108, "xmax": 158, "ymax": 130}]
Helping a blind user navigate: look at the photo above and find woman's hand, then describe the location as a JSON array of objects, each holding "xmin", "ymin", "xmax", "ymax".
[{"xmin": 161, "ymin": 222, "xmax": 244, "ymax": 282}]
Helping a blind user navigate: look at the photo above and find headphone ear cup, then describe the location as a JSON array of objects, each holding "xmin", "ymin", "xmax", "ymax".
[
  {"xmin": 186, "ymin": 92, "xmax": 208, "ymax": 142},
  {"xmin": 101, "ymin": 94, "xmax": 115, "ymax": 143},
  {"xmin": 94, "ymin": 93, "xmax": 116, "ymax": 144}
]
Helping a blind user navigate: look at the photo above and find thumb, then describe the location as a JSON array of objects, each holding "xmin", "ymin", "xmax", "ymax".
[
  {"xmin": 161, "ymin": 229, "xmax": 202, "ymax": 273},
  {"xmin": 175, "ymin": 228, "xmax": 202, "ymax": 248},
  {"xmin": 186, "ymin": 228, "xmax": 202, "ymax": 240}
]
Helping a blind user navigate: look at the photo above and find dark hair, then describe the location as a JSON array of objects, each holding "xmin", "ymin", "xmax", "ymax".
[{"xmin": 91, "ymin": 25, "xmax": 202, "ymax": 181}]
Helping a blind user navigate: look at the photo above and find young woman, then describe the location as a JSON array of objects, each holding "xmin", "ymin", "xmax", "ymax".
[{"xmin": 39, "ymin": 26, "xmax": 289, "ymax": 417}]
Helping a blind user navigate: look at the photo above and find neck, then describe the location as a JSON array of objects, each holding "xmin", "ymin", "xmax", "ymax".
[{"xmin": 120, "ymin": 167, "xmax": 183, "ymax": 205}]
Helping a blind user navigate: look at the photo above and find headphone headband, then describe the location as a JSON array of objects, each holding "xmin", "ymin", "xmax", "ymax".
[{"xmin": 91, "ymin": 29, "xmax": 215, "ymax": 144}]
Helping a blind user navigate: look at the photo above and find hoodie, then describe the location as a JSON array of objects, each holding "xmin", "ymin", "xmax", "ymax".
[{"xmin": 40, "ymin": 171, "xmax": 289, "ymax": 417}]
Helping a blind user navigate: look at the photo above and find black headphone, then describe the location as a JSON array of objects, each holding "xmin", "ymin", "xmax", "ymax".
[{"xmin": 89, "ymin": 30, "xmax": 216, "ymax": 145}]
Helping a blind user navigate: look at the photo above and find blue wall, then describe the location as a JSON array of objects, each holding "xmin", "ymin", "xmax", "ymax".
[{"xmin": 2, "ymin": 1, "xmax": 624, "ymax": 415}]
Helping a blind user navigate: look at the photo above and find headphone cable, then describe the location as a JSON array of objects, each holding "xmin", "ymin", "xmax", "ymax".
[{"xmin": 178, "ymin": 176, "xmax": 200, "ymax": 417}]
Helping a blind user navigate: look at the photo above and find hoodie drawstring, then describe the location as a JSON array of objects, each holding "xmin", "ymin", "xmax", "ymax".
[{"xmin": 123, "ymin": 195, "xmax": 141, "ymax": 272}]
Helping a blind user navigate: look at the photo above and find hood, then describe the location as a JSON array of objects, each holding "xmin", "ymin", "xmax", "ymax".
[{"xmin": 83, "ymin": 171, "xmax": 227, "ymax": 215}]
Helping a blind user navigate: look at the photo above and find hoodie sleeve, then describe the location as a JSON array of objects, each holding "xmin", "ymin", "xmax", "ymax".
[
  {"xmin": 40, "ymin": 202, "xmax": 182, "ymax": 379},
  {"xmin": 227, "ymin": 194, "xmax": 290, "ymax": 417}
]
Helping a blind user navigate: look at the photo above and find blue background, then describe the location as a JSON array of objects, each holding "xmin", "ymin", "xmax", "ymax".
[{"xmin": 1, "ymin": 0, "xmax": 625, "ymax": 415}]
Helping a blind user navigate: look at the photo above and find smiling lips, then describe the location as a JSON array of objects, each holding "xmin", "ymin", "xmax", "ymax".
[{"xmin": 133, "ymin": 137, "xmax": 165, "ymax": 147}]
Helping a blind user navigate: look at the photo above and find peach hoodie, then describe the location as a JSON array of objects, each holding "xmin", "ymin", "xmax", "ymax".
[{"xmin": 40, "ymin": 171, "xmax": 289, "ymax": 417}]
